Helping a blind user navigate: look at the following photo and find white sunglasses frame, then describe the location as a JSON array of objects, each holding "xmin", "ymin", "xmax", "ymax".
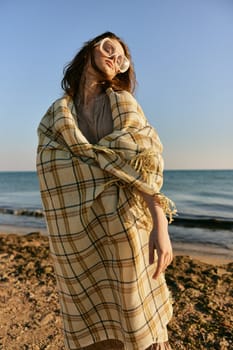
[{"xmin": 94, "ymin": 37, "xmax": 130, "ymax": 73}]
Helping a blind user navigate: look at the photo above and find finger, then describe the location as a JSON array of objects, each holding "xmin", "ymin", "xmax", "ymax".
[
  {"xmin": 152, "ymin": 252, "xmax": 172, "ymax": 279},
  {"xmin": 162, "ymin": 251, "xmax": 172, "ymax": 267},
  {"xmin": 166, "ymin": 252, "xmax": 173, "ymax": 267},
  {"xmin": 152, "ymin": 254, "xmax": 164, "ymax": 279},
  {"xmin": 165, "ymin": 252, "xmax": 173, "ymax": 268},
  {"xmin": 153, "ymin": 265, "xmax": 163, "ymax": 279}
]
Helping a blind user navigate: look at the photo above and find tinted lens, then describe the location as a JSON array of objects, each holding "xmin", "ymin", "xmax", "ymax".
[
  {"xmin": 116, "ymin": 54, "xmax": 124, "ymax": 67},
  {"xmin": 119, "ymin": 58, "xmax": 130, "ymax": 73},
  {"xmin": 102, "ymin": 39, "xmax": 115, "ymax": 56},
  {"xmin": 116, "ymin": 55, "xmax": 129, "ymax": 73}
]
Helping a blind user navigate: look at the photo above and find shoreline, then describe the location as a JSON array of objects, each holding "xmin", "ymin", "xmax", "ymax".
[
  {"xmin": 0, "ymin": 224, "xmax": 232, "ymax": 265},
  {"xmin": 173, "ymin": 241, "xmax": 233, "ymax": 265}
]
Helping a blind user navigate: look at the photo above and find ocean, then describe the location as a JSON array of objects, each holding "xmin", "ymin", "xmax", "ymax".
[{"xmin": 0, "ymin": 170, "xmax": 232, "ymax": 253}]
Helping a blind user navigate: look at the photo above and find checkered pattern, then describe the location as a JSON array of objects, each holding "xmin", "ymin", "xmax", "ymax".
[{"xmin": 37, "ymin": 88, "xmax": 173, "ymax": 350}]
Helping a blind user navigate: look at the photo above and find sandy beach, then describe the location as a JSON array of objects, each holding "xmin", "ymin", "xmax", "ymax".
[{"xmin": 0, "ymin": 228, "xmax": 232, "ymax": 350}]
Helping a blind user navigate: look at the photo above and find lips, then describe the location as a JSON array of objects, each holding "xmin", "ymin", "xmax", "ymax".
[{"xmin": 105, "ymin": 59, "xmax": 114, "ymax": 69}]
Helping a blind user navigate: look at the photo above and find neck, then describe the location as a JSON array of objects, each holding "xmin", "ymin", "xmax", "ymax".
[{"xmin": 81, "ymin": 66, "xmax": 103, "ymax": 106}]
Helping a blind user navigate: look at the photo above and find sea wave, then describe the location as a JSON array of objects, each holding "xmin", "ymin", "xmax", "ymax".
[
  {"xmin": 0, "ymin": 207, "xmax": 232, "ymax": 231},
  {"xmin": 0, "ymin": 208, "xmax": 44, "ymax": 218},
  {"xmin": 172, "ymin": 214, "xmax": 233, "ymax": 230}
]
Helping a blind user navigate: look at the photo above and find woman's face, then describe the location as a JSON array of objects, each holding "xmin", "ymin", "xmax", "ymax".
[{"xmin": 92, "ymin": 38, "xmax": 126, "ymax": 80}]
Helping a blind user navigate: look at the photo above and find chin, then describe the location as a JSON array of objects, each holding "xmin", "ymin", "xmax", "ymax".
[
  {"xmin": 100, "ymin": 65, "xmax": 115, "ymax": 79},
  {"xmin": 104, "ymin": 70, "xmax": 116, "ymax": 80}
]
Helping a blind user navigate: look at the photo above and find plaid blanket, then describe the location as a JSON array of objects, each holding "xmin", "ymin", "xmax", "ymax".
[{"xmin": 37, "ymin": 88, "xmax": 174, "ymax": 350}]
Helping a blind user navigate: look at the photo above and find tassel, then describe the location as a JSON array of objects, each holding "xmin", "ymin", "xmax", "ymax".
[
  {"xmin": 130, "ymin": 149, "xmax": 177, "ymax": 223},
  {"xmin": 130, "ymin": 149, "xmax": 159, "ymax": 185},
  {"xmin": 154, "ymin": 193, "xmax": 177, "ymax": 223}
]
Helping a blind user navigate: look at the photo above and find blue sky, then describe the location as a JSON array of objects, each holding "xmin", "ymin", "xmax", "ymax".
[{"xmin": 0, "ymin": 0, "xmax": 232, "ymax": 170}]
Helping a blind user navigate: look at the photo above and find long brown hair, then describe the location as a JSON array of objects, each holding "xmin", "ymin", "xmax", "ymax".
[{"xmin": 61, "ymin": 32, "xmax": 136, "ymax": 98}]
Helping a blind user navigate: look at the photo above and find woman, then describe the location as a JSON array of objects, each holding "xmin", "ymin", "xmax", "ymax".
[{"xmin": 37, "ymin": 32, "xmax": 176, "ymax": 350}]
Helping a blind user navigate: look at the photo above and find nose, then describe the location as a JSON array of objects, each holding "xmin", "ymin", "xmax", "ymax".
[
  {"xmin": 109, "ymin": 54, "xmax": 120, "ymax": 68},
  {"xmin": 109, "ymin": 53, "xmax": 117, "ymax": 60}
]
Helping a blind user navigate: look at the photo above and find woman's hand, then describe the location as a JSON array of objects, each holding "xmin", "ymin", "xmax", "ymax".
[
  {"xmin": 140, "ymin": 192, "xmax": 173, "ymax": 279},
  {"xmin": 148, "ymin": 206, "xmax": 173, "ymax": 279}
]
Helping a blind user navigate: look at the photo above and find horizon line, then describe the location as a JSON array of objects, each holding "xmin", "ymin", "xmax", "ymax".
[{"xmin": 0, "ymin": 168, "xmax": 232, "ymax": 172}]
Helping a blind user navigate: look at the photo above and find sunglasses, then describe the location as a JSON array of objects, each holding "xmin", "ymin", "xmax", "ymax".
[{"xmin": 95, "ymin": 38, "xmax": 130, "ymax": 73}]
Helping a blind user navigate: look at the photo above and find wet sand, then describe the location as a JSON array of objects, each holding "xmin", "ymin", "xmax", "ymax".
[{"xmin": 0, "ymin": 229, "xmax": 232, "ymax": 349}]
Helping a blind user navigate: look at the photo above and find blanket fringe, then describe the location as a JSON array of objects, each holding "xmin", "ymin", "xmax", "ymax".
[
  {"xmin": 153, "ymin": 193, "xmax": 177, "ymax": 223},
  {"xmin": 130, "ymin": 149, "xmax": 159, "ymax": 185},
  {"xmin": 130, "ymin": 149, "xmax": 177, "ymax": 223},
  {"xmin": 92, "ymin": 146, "xmax": 177, "ymax": 222}
]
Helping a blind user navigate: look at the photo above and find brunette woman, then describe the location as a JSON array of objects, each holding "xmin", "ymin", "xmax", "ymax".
[{"xmin": 37, "ymin": 31, "xmax": 175, "ymax": 350}]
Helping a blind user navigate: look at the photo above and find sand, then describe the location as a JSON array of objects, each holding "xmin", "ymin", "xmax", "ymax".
[{"xmin": 0, "ymin": 229, "xmax": 232, "ymax": 350}]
